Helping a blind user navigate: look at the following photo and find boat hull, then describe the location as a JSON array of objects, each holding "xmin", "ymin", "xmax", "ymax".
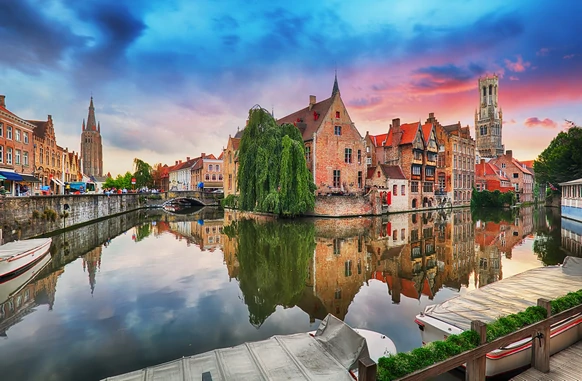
[
  {"xmin": 415, "ymin": 313, "xmax": 582, "ymax": 377},
  {"xmin": 0, "ymin": 238, "xmax": 52, "ymax": 281}
]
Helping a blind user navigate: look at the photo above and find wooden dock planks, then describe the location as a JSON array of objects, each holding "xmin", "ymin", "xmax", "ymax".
[{"xmin": 510, "ymin": 340, "xmax": 582, "ymax": 380}]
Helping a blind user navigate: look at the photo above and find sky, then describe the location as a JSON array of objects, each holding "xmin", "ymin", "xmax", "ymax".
[{"xmin": 1, "ymin": 0, "xmax": 581, "ymax": 176}]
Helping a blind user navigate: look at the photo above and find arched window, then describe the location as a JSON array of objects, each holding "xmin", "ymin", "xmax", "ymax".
[
  {"xmin": 209, "ymin": 165, "xmax": 213, "ymax": 171},
  {"xmin": 205, "ymin": 174, "xmax": 210, "ymax": 180},
  {"xmin": 219, "ymin": 174, "xmax": 223, "ymax": 180},
  {"xmin": 216, "ymin": 165, "xmax": 220, "ymax": 171},
  {"xmin": 412, "ymin": 199, "xmax": 417, "ymax": 208},
  {"xmin": 212, "ymin": 174, "xmax": 216, "ymax": 180}
]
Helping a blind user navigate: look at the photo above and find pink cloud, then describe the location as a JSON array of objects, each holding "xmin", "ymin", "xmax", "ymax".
[
  {"xmin": 564, "ymin": 54, "xmax": 576, "ymax": 59},
  {"xmin": 505, "ymin": 55, "xmax": 531, "ymax": 72},
  {"xmin": 536, "ymin": 48, "xmax": 549, "ymax": 56},
  {"xmin": 504, "ymin": 119, "xmax": 517, "ymax": 124},
  {"xmin": 509, "ymin": 76, "xmax": 519, "ymax": 81},
  {"xmin": 524, "ymin": 117, "xmax": 557, "ymax": 129}
]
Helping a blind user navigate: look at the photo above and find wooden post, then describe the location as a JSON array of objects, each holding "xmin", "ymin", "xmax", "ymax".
[
  {"xmin": 358, "ymin": 357, "xmax": 377, "ymax": 381},
  {"xmin": 466, "ymin": 320, "xmax": 487, "ymax": 381},
  {"xmin": 532, "ymin": 298, "xmax": 552, "ymax": 373}
]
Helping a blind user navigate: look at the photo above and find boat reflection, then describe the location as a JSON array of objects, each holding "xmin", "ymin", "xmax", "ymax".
[{"xmin": 0, "ymin": 252, "xmax": 58, "ymax": 336}]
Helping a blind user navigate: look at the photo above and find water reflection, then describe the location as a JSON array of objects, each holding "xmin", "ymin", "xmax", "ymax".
[{"xmin": 0, "ymin": 205, "xmax": 578, "ymax": 381}]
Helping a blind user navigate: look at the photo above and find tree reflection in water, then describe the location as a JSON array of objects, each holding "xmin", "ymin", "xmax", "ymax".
[{"xmin": 225, "ymin": 218, "xmax": 314, "ymax": 327}]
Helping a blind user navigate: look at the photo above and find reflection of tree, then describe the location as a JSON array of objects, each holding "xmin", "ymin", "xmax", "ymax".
[
  {"xmin": 471, "ymin": 207, "xmax": 514, "ymax": 224},
  {"xmin": 533, "ymin": 209, "xmax": 567, "ymax": 265},
  {"xmin": 233, "ymin": 219, "xmax": 314, "ymax": 327},
  {"xmin": 134, "ymin": 223, "xmax": 152, "ymax": 242}
]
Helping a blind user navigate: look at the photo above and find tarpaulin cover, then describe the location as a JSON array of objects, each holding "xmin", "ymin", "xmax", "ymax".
[
  {"xmin": 102, "ymin": 314, "xmax": 369, "ymax": 381},
  {"xmin": 423, "ymin": 256, "xmax": 582, "ymax": 331}
]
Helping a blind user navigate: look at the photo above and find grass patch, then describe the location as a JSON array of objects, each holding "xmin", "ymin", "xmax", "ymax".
[{"xmin": 378, "ymin": 289, "xmax": 582, "ymax": 380}]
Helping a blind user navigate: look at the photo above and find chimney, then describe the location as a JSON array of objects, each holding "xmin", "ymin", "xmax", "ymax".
[
  {"xmin": 506, "ymin": 150, "xmax": 512, "ymax": 159},
  {"xmin": 481, "ymin": 159, "xmax": 486, "ymax": 165},
  {"xmin": 427, "ymin": 112, "xmax": 435, "ymax": 123},
  {"xmin": 0, "ymin": 95, "xmax": 5, "ymax": 108},
  {"xmin": 48, "ymin": 114, "xmax": 52, "ymax": 121},
  {"xmin": 201, "ymin": 152, "xmax": 206, "ymax": 159},
  {"xmin": 391, "ymin": 118, "xmax": 402, "ymax": 147},
  {"xmin": 186, "ymin": 156, "xmax": 190, "ymax": 161},
  {"xmin": 179, "ymin": 160, "xmax": 182, "ymax": 164},
  {"xmin": 309, "ymin": 95, "xmax": 316, "ymax": 110},
  {"xmin": 175, "ymin": 161, "xmax": 178, "ymax": 165}
]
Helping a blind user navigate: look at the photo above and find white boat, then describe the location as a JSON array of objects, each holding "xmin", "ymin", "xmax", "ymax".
[
  {"xmin": 0, "ymin": 238, "xmax": 52, "ymax": 282},
  {"xmin": 415, "ymin": 256, "xmax": 582, "ymax": 378},
  {"xmin": 103, "ymin": 314, "xmax": 396, "ymax": 381},
  {"xmin": 0, "ymin": 249, "xmax": 52, "ymax": 304}
]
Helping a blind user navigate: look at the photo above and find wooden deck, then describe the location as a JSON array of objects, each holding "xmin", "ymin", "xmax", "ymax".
[{"xmin": 510, "ymin": 340, "xmax": 582, "ymax": 380}]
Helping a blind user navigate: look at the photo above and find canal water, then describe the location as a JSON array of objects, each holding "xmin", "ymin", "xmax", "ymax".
[{"xmin": 0, "ymin": 206, "xmax": 576, "ymax": 381}]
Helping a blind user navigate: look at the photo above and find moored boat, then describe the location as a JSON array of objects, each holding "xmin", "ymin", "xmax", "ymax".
[
  {"xmin": 102, "ymin": 314, "xmax": 396, "ymax": 380},
  {"xmin": 0, "ymin": 238, "xmax": 52, "ymax": 282},
  {"xmin": 415, "ymin": 256, "xmax": 582, "ymax": 378}
]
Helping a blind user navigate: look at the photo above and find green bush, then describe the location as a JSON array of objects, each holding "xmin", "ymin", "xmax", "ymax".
[
  {"xmin": 471, "ymin": 187, "xmax": 516, "ymax": 207},
  {"xmin": 377, "ymin": 290, "xmax": 582, "ymax": 380},
  {"xmin": 221, "ymin": 194, "xmax": 238, "ymax": 209}
]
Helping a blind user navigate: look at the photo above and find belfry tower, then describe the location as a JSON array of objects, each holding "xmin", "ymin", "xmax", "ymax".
[
  {"xmin": 475, "ymin": 75, "xmax": 504, "ymax": 158},
  {"xmin": 80, "ymin": 97, "xmax": 103, "ymax": 177}
]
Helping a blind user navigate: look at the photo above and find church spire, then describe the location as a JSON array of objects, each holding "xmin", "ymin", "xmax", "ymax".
[
  {"xmin": 82, "ymin": 118, "xmax": 85, "ymax": 131},
  {"xmin": 332, "ymin": 70, "xmax": 340, "ymax": 97},
  {"xmin": 86, "ymin": 96, "xmax": 97, "ymax": 131}
]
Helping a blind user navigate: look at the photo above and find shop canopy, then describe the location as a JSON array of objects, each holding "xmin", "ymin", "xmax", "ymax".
[
  {"xmin": 0, "ymin": 171, "xmax": 23, "ymax": 181},
  {"xmin": 0, "ymin": 174, "xmax": 5, "ymax": 180},
  {"xmin": 19, "ymin": 174, "xmax": 41, "ymax": 183}
]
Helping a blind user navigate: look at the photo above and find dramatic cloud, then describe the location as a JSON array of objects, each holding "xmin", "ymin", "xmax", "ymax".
[
  {"xmin": 505, "ymin": 55, "xmax": 531, "ymax": 72},
  {"xmin": 524, "ymin": 117, "xmax": 557, "ymax": 129}
]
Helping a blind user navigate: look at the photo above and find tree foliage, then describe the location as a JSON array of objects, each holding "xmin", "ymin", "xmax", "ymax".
[
  {"xmin": 229, "ymin": 218, "xmax": 314, "ymax": 327},
  {"xmin": 471, "ymin": 187, "xmax": 516, "ymax": 207},
  {"xmin": 534, "ymin": 124, "xmax": 582, "ymax": 189},
  {"xmin": 133, "ymin": 158, "xmax": 153, "ymax": 188},
  {"xmin": 103, "ymin": 171, "xmax": 133, "ymax": 189},
  {"xmin": 237, "ymin": 106, "xmax": 316, "ymax": 216}
]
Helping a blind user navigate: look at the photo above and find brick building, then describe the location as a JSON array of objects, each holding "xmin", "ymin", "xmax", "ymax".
[
  {"xmin": 0, "ymin": 95, "xmax": 38, "ymax": 196},
  {"xmin": 169, "ymin": 157, "xmax": 198, "ymax": 190},
  {"xmin": 27, "ymin": 115, "xmax": 66, "ymax": 194},
  {"xmin": 378, "ymin": 119, "xmax": 438, "ymax": 209},
  {"xmin": 191, "ymin": 153, "xmax": 223, "ymax": 191},
  {"xmin": 64, "ymin": 149, "xmax": 82, "ymax": 183},
  {"xmin": 80, "ymin": 97, "xmax": 103, "ymax": 177},
  {"xmin": 475, "ymin": 75, "xmax": 504, "ymax": 158},
  {"xmin": 277, "ymin": 75, "xmax": 367, "ymax": 195},
  {"xmin": 223, "ymin": 135, "xmax": 241, "ymax": 197},
  {"xmin": 490, "ymin": 150, "xmax": 534, "ymax": 202},
  {"xmin": 475, "ymin": 159, "xmax": 513, "ymax": 193},
  {"xmin": 426, "ymin": 113, "xmax": 476, "ymax": 205}
]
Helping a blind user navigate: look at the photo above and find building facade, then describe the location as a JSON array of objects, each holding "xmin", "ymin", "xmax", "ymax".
[
  {"xmin": 169, "ymin": 157, "xmax": 198, "ymax": 190},
  {"xmin": 223, "ymin": 136, "xmax": 241, "ymax": 197},
  {"xmin": 490, "ymin": 150, "xmax": 534, "ymax": 202},
  {"xmin": 380, "ymin": 119, "xmax": 438, "ymax": 209},
  {"xmin": 80, "ymin": 97, "xmax": 103, "ymax": 177},
  {"xmin": 427, "ymin": 113, "xmax": 476, "ymax": 205},
  {"xmin": 64, "ymin": 149, "xmax": 82, "ymax": 183},
  {"xmin": 277, "ymin": 76, "xmax": 367, "ymax": 195},
  {"xmin": 191, "ymin": 153, "xmax": 223, "ymax": 191},
  {"xmin": 475, "ymin": 75, "xmax": 504, "ymax": 158},
  {"xmin": 475, "ymin": 159, "xmax": 513, "ymax": 193},
  {"xmin": 28, "ymin": 115, "xmax": 66, "ymax": 193},
  {"xmin": 0, "ymin": 95, "xmax": 38, "ymax": 195},
  {"xmin": 366, "ymin": 164, "xmax": 408, "ymax": 213},
  {"xmin": 559, "ymin": 178, "xmax": 582, "ymax": 222}
]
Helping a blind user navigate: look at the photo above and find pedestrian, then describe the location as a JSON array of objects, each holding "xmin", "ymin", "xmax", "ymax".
[{"xmin": 0, "ymin": 185, "xmax": 6, "ymax": 198}]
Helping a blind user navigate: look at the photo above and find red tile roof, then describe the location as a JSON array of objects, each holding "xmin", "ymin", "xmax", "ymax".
[
  {"xmin": 512, "ymin": 159, "xmax": 533, "ymax": 175},
  {"xmin": 400, "ymin": 122, "xmax": 421, "ymax": 144},
  {"xmin": 369, "ymin": 133, "xmax": 389, "ymax": 147},
  {"xmin": 277, "ymin": 96, "xmax": 334, "ymax": 141},
  {"xmin": 520, "ymin": 160, "xmax": 535, "ymax": 169},
  {"xmin": 380, "ymin": 164, "xmax": 407, "ymax": 180},
  {"xmin": 421, "ymin": 123, "xmax": 433, "ymax": 143}
]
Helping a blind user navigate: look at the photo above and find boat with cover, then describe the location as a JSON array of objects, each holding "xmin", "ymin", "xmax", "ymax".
[
  {"xmin": 0, "ymin": 238, "xmax": 52, "ymax": 282},
  {"xmin": 415, "ymin": 256, "xmax": 582, "ymax": 378},
  {"xmin": 102, "ymin": 314, "xmax": 396, "ymax": 381}
]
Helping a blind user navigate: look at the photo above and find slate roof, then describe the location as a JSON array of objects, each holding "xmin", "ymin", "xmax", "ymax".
[{"xmin": 277, "ymin": 96, "xmax": 334, "ymax": 141}]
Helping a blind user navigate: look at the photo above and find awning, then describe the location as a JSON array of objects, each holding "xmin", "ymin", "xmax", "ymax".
[
  {"xmin": 0, "ymin": 171, "xmax": 23, "ymax": 181},
  {"xmin": 0, "ymin": 174, "xmax": 5, "ymax": 180},
  {"xmin": 51, "ymin": 178, "xmax": 65, "ymax": 186},
  {"xmin": 19, "ymin": 174, "xmax": 41, "ymax": 183}
]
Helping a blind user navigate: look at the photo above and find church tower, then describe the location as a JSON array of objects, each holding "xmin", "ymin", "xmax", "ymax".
[
  {"xmin": 80, "ymin": 97, "xmax": 103, "ymax": 177},
  {"xmin": 475, "ymin": 75, "xmax": 504, "ymax": 158}
]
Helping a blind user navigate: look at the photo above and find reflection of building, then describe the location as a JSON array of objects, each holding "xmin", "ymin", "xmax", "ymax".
[
  {"xmin": 191, "ymin": 219, "xmax": 223, "ymax": 252},
  {"xmin": 561, "ymin": 218, "xmax": 582, "ymax": 256},
  {"xmin": 474, "ymin": 220, "xmax": 501, "ymax": 287},
  {"xmin": 0, "ymin": 270, "xmax": 62, "ymax": 336},
  {"xmin": 82, "ymin": 247, "xmax": 102, "ymax": 294}
]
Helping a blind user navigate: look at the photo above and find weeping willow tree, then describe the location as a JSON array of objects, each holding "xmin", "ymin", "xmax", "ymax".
[
  {"xmin": 232, "ymin": 218, "xmax": 315, "ymax": 327},
  {"xmin": 237, "ymin": 106, "xmax": 316, "ymax": 216}
]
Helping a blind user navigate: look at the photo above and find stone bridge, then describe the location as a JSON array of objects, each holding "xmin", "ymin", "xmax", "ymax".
[{"xmin": 163, "ymin": 190, "xmax": 221, "ymax": 207}]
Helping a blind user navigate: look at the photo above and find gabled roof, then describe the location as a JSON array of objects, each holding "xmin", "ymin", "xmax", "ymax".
[
  {"xmin": 421, "ymin": 123, "xmax": 434, "ymax": 143},
  {"xmin": 521, "ymin": 160, "xmax": 535, "ymax": 168},
  {"xmin": 229, "ymin": 137, "xmax": 241, "ymax": 150},
  {"xmin": 511, "ymin": 159, "xmax": 533, "ymax": 175},
  {"xmin": 277, "ymin": 97, "xmax": 334, "ymax": 141},
  {"xmin": 366, "ymin": 164, "xmax": 407, "ymax": 180},
  {"xmin": 368, "ymin": 133, "xmax": 389, "ymax": 147},
  {"xmin": 217, "ymin": 152, "xmax": 224, "ymax": 160},
  {"xmin": 0, "ymin": 105, "xmax": 17, "ymax": 117},
  {"xmin": 380, "ymin": 164, "xmax": 407, "ymax": 180},
  {"xmin": 234, "ymin": 129, "xmax": 244, "ymax": 139},
  {"xmin": 172, "ymin": 158, "xmax": 199, "ymax": 172},
  {"xmin": 27, "ymin": 120, "xmax": 49, "ymax": 138}
]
